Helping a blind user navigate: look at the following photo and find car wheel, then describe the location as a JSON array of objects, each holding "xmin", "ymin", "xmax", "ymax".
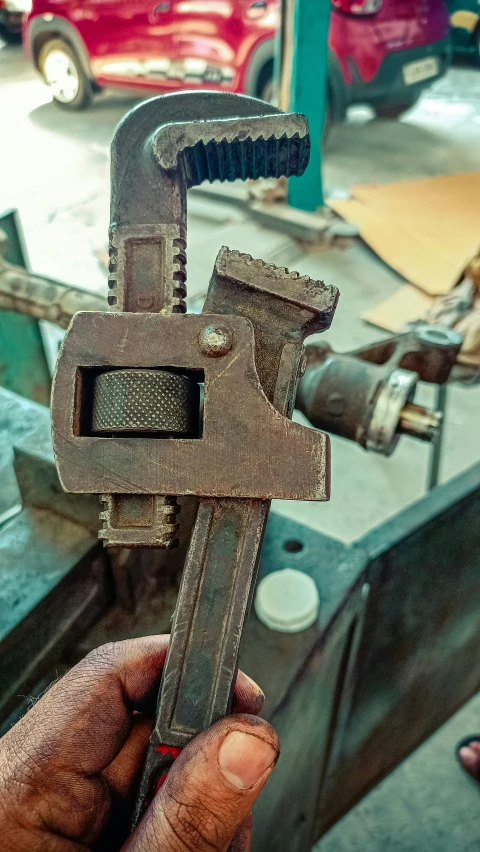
[
  {"xmin": 38, "ymin": 39, "xmax": 92, "ymax": 110},
  {"xmin": 255, "ymin": 60, "xmax": 277, "ymax": 106},
  {"xmin": 375, "ymin": 95, "xmax": 420, "ymax": 119},
  {"xmin": 0, "ymin": 23, "xmax": 21, "ymax": 44}
]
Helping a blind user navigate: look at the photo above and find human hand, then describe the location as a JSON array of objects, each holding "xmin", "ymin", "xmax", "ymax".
[{"xmin": 0, "ymin": 636, "xmax": 279, "ymax": 851}]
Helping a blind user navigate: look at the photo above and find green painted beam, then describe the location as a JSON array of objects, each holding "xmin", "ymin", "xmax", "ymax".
[
  {"xmin": 0, "ymin": 210, "xmax": 51, "ymax": 406},
  {"xmin": 283, "ymin": 0, "xmax": 331, "ymax": 212}
]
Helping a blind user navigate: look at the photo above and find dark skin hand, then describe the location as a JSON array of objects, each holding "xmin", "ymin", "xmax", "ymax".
[
  {"xmin": 0, "ymin": 636, "xmax": 279, "ymax": 852},
  {"xmin": 459, "ymin": 741, "xmax": 480, "ymax": 782}
]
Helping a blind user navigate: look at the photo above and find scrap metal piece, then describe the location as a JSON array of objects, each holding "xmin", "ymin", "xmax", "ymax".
[
  {"xmin": 296, "ymin": 349, "xmax": 417, "ymax": 456},
  {"xmin": 0, "ymin": 229, "xmax": 105, "ymax": 327},
  {"xmin": 366, "ymin": 368, "xmax": 417, "ymax": 455}
]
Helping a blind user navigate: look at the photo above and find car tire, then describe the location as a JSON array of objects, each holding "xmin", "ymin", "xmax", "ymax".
[
  {"xmin": 323, "ymin": 88, "xmax": 333, "ymax": 143},
  {"xmin": 256, "ymin": 61, "xmax": 276, "ymax": 105},
  {"xmin": 0, "ymin": 23, "xmax": 21, "ymax": 44},
  {"xmin": 375, "ymin": 94, "xmax": 420, "ymax": 119},
  {"xmin": 260, "ymin": 76, "xmax": 275, "ymax": 104},
  {"xmin": 474, "ymin": 29, "xmax": 480, "ymax": 67},
  {"xmin": 38, "ymin": 39, "xmax": 92, "ymax": 110}
]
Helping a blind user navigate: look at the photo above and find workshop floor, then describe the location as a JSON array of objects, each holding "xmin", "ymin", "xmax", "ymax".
[
  {"xmin": 315, "ymin": 690, "xmax": 480, "ymax": 852},
  {"xmin": 1, "ymin": 41, "xmax": 480, "ymax": 849}
]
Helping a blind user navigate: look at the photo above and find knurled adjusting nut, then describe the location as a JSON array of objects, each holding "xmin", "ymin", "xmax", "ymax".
[{"xmin": 199, "ymin": 324, "xmax": 233, "ymax": 357}]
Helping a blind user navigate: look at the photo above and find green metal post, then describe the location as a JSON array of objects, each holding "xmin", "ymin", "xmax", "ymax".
[{"xmin": 277, "ymin": 0, "xmax": 331, "ymax": 212}]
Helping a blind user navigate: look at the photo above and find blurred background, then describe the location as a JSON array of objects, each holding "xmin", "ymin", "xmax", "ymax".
[{"xmin": 1, "ymin": 2, "xmax": 480, "ymax": 850}]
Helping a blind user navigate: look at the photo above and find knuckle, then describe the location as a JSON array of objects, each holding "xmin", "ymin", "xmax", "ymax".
[
  {"xmin": 0, "ymin": 736, "xmax": 47, "ymax": 834},
  {"xmin": 84, "ymin": 640, "xmax": 124, "ymax": 670},
  {"xmin": 1, "ymin": 724, "xmax": 45, "ymax": 788},
  {"xmin": 43, "ymin": 773, "xmax": 110, "ymax": 840},
  {"xmin": 160, "ymin": 789, "xmax": 230, "ymax": 851}
]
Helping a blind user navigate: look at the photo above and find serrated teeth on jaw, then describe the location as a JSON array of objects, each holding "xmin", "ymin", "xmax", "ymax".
[{"xmin": 182, "ymin": 134, "xmax": 309, "ymax": 185}]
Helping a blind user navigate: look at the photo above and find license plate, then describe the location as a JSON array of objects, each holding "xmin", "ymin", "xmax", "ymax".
[{"xmin": 402, "ymin": 57, "xmax": 439, "ymax": 86}]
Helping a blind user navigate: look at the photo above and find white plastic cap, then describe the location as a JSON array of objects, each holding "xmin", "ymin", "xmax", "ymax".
[{"xmin": 254, "ymin": 568, "xmax": 320, "ymax": 633}]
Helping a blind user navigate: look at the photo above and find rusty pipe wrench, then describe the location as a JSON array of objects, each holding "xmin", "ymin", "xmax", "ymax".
[{"xmin": 51, "ymin": 91, "xmax": 338, "ymax": 824}]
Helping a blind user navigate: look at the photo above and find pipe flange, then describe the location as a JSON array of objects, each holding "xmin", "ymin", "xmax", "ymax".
[
  {"xmin": 366, "ymin": 368, "xmax": 417, "ymax": 457},
  {"xmin": 413, "ymin": 324, "xmax": 463, "ymax": 349}
]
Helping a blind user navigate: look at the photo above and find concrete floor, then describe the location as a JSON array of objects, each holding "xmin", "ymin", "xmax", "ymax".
[
  {"xmin": 1, "ymin": 41, "xmax": 480, "ymax": 850},
  {"xmin": 315, "ymin": 691, "xmax": 480, "ymax": 852}
]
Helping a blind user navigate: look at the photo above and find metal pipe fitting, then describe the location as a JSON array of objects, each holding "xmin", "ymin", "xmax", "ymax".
[
  {"xmin": 296, "ymin": 346, "xmax": 441, "ymax": 457},
  {"xmin": 397, "ymin": 402, "xmax": 442, "ymax": 443},
  {"xmin": 366, "ymin": 367, "xmax": 418, "ymax": 455},
  {"xmin": 0, "ymin": 229, "xmax": 105, "ymax": 327}
]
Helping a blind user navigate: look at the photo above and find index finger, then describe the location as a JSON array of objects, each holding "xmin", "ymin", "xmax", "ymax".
[
  {"xmin": 2, "ymin": 637, "xmax": 264, "ymax": 780},
  {"xmin": 3, "ymin": 636, "xmax": 170, "ymax": 779}
]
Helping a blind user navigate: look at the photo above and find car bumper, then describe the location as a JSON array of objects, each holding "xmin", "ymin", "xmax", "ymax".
[
  {"xmin": 347, "ymin": 38, "xmax": 451, "ymax": 106},
  {"xmin": 0, "ymin": 9, "xmax": 23, "ymax": 34}
]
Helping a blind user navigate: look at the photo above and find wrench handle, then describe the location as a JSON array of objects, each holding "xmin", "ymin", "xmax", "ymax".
[
  {"xmin": 132, "ymin": 496, "xmax": 269, "ymax": 827},
  {"xmin": 132, "ymin": 742, "xmax": 182, "ymax": 826}
]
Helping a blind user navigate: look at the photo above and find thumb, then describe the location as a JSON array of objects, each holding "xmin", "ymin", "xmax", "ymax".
[{"xmin": 123, "ymin": 715, "xmax": 279, "ymax": 852}]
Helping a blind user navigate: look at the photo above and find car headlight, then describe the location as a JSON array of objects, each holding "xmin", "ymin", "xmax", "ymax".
[{"xmin": 6, "ymin": 0, "xmax": 33, "ymax": 12}]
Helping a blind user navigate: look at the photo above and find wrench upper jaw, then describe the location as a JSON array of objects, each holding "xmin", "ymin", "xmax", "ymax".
[
  {"xmin": 153, "ymin": 113, "xmax": 310, "ymax": 186},
  {"xmin": 108, "ymin": 91, "xmax": 312, "ymax": 317},
  {"xmin": 111, "ymin": 91, "xmax": 311, "ymax": 228}
]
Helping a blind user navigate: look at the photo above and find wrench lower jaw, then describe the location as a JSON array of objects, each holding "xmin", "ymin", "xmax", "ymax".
[{"xmin": 99, "ymin": 494, "xmax": 180, "ymax": 549}]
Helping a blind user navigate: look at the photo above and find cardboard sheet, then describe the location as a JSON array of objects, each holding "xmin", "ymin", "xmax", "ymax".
[
  {"xmin": 329, "ymin": 172, "xmax": 480, "ymax": 296},
  {"xmin": 362, "ymin": 285, "xmax": 434, "ymax": 332}
]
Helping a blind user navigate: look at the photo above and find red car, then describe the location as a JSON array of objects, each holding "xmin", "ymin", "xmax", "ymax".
[{"xmin": 23, "ymin": 0, "xmax": 451, "ymax": 120}]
